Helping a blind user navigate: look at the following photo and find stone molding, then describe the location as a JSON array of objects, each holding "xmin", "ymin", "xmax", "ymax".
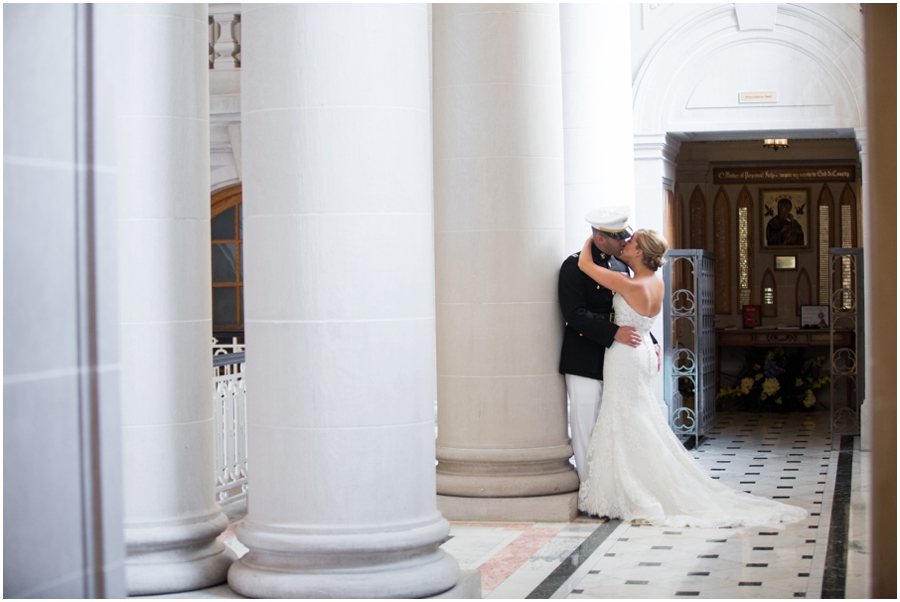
[{"xmin": 632, "ymin": 4, "xmax": 866, "ymax": 135}]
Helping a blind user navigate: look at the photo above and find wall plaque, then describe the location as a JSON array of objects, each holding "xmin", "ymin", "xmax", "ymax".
[
  {"xmin": 713, "ymin": 166, "xmax": 856, "ymax": 184},
  {"xmin": 739, "ymin": 91, "xmax": 777, "ymax": 103}
]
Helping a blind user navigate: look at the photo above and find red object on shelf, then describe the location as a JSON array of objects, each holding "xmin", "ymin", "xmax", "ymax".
[{"xmin": 743, "ymin": 305, "xmax": 761, "ymax": 328}]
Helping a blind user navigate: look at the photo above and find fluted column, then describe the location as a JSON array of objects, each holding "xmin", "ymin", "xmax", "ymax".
[
  {"xmin": 116, "ymin": 4, "xmax": 234, "ymax": 595},
  {"xmin": 560, "ymin": 3, "xmax": 636, "ymax": 253},
  {"xmin": 433, "ymin": 4, "xmax": 578, "ymax": 521},
  {"xmin": 228, "ymin": 4, "xmax": 459, "ymax": 597}
]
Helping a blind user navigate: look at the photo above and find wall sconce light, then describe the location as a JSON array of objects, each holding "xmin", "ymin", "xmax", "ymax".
[{"xmin": 763, "ymin": 138, "xmax": 789, "ymax": 151}]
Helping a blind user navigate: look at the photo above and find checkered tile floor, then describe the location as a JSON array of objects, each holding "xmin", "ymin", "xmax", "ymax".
[{"xmin": 439, "ymin": 411, "xmax": 856, "ymax": 599}]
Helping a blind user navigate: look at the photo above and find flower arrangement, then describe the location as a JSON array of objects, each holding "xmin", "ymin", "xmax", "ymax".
[{"xmin": 716, "ymin": 347, "xmax": 829, "ymax": 412}]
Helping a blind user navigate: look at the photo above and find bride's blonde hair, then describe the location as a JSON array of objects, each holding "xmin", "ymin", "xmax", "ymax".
[{"xmin": 633, "ymin": 229, "xmax": 668, "ymax": 271}]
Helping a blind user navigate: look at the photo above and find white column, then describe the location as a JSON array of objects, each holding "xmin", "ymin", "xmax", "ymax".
[
  {"xmin": 116, "ymin": 4, "xmax": 234, "ymax": 595},
  {"xmin": 862, "ymin": 6, "xmax": 897, "ymax": 597},
  {"xmin": 560, "ymin": 3, "xmax": 636, "ymax": 253},
  {"xmin": 228, "ymin": 5, "xmax": 459, "ymax": 598},
  {"xmin": 3, "ymin": 5, "xmax": 125, "ymax": 597},
  {"xmin": 633, "ymin": 133, "xmax": 680, "ymax": 402},
  {"xmin": 633, "ymin": 133, "xmax": 679, "ymax": 234},
  {"xmin": 433, "ymin": 4, "xmax": 578, "ymax": 522}
]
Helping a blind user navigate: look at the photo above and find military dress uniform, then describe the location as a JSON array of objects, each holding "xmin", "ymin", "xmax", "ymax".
[
  {"xmin": 558, "ymin": 243, "xmax": 628, "ymax": 482},
  {"xmin": 558, "ymin": 205, "xmax": 658, "ymax": 482}
]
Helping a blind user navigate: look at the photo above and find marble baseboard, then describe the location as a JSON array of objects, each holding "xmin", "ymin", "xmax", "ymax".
[{"xmin": 438, "ymin": 492, "xmax": 579, "ymax": 523}]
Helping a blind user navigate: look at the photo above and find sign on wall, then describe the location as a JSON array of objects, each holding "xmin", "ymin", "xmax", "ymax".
[{"xmin": 713, "ymin": 166, "xmax": 855, "ymax": 185}]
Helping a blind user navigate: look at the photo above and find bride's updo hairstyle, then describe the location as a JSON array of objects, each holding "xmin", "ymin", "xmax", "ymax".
[{"xmin": 633, "ymin": 229, "xmax": 668, "ymax": 271}]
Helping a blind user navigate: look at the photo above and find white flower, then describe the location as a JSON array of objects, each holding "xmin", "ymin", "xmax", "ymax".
[
  {"xmin": 804, "ymin": 389, "xmax": 817, "ymax": 408},
  {"xmin": 740, "ymin": 377, "xmax": 754, "ymax": 394}
]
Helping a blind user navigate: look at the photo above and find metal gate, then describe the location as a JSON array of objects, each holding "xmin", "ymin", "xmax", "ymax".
[
  {"xmin": 663, "ymin": 250, "xmax": 716, "ymax": 447},
  {"xmin": 829, "ymin": 248, "xmax": 865, "ymax": 436}
]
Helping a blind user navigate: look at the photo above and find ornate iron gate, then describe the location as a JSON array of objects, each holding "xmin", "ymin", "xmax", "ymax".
[
  {"xmin": 663, "ymin": 250, "xmax": 716, "ymax": 447},
  {"xmin": 829, "ymin": 248, "xmax": 864, "ymax": 436}
]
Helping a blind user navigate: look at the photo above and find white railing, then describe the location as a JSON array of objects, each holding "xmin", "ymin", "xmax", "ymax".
[
  {"xmin": 213, "ymin": 336, "xmax": 245, "ymax": 357},
  {"xmin": 214, "ymin": 351, "xmax": 247, "ymax": 506}
]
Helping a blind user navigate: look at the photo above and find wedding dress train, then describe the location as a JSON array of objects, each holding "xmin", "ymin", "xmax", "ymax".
[{"xmin": 577, "ymin": 294, "xmax": 808, "ymax": 527}]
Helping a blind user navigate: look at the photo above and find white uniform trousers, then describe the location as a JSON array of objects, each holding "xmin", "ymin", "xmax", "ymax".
[{"xmin": 565, "ymin": 373, "xmax": 604, "ymax": 483}]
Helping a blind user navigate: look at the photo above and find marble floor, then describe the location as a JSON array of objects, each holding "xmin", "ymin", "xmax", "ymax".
[
  {"xmin": 155, "ymin": 411, "xmax": 870, "ymax": 599},
  {"xmin": 439, "ymin": 411, "xmax": 870, "ymax": 599}
]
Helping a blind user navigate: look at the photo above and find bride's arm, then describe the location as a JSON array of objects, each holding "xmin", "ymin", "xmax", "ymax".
[{"xmin": 577, "ymin": 236, "xmax": 636, "ymax": 295}]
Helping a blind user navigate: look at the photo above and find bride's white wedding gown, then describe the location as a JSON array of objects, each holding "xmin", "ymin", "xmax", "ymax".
[{"xmin": 578, "ymin": 294, "xmax": 808, "ymax": 527}]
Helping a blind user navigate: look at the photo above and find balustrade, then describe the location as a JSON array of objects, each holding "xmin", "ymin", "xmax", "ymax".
[
  {"xmin": 213, "ymin": 350, "xmax": 247, "ymax": 507},
  {"xmin": 209, "ymin": 5, "xmax": 240, "ymax": 69}
]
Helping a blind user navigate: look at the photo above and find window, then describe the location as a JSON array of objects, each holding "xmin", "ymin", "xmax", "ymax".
[
  {"xmin": 838, "ymin": 184, "xmax": 858, "ymax": 310},
  {"xmin": 817, "ymin": 184, "xmax": 834, "ymax": 305},
  {"xmin": 736, "ymin": 187, "xmax": 753, "ymax": 308},
  {"xmin": 211, "ymin": 185, "xmax": 243, "ymax": 332},
  {"xmin": 761, "ymin": 269, "xmax": 777, "ymax": 317}
]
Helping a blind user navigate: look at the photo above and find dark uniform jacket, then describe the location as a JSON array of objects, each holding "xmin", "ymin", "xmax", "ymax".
[{"xmin": 558, "ymin": 243, "xmax": 656, "ymax": 380}]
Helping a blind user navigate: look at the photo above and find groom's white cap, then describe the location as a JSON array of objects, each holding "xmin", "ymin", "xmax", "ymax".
[{"xmin": 585, "ymin": 205, "xmax": 633, "ymax": 240}]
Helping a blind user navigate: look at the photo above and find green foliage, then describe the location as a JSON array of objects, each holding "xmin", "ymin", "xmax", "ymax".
[{"xmin": 716, "ymin": 347, "xmax": 829, "ymax": 413}]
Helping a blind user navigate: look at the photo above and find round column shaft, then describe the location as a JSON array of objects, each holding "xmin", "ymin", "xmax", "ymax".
[
  {"xmin": 433, "ymin": 4, "xmax": 578, "ymax": 517},
  {"xmin": 228, "ymin": 4, "xmax": 459, "ymax": 598},
  {"xmin": 115, "ymin": 3, "xmax": 234, "ymax": 596},
  {"xmin": 560, "ymin": 3, "xmax": 636, "ymax": 252}
]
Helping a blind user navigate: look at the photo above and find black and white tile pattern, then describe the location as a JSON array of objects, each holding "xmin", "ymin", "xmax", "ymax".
[{"xmin": 565, "ymin": 412, "xmax": 839, "ymax": 599}]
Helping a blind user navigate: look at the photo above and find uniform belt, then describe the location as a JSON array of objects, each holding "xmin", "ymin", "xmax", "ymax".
[{"xmin": 604, "ymin": 312, "xmax": 616, "ymax": 322}]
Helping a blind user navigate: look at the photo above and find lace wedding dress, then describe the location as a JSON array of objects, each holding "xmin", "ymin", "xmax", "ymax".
[{"xmin": 577, "ymin": 294, "xmax": 808, "ymax": 527}]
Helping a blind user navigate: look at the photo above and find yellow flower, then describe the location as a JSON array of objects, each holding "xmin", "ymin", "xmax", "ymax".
[
  {"xmin": 796, "ymin": 378, "xmax": 804, "ymax": 387},
  {"xmin": 804, "ymin": 389, "xmax": 817, "ymax": 408},
  {"xmin": 740, "ymin": 377, "xmax": 754, "ymax": 394},
  {"xmin": 775, "ymin": 397, "xmax": 782, "ymax": 405},
  {"xmin": 753, "ymin": 364, "xmax": 761, "ymax": 370},
  {"xmin": 761, "ymin": 392, "xmax": 768, "ymax": 400},
  {"xmin": 762, "ymin": 377, "xmax": 780, "ymax": 396},
  {"xmin": 755, "ymin": 373, "xmax": 763, "ymax": 381}
]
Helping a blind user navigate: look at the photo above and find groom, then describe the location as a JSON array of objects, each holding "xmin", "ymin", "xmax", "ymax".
[{"xmin": 558, "ymin": 206, "xmax": 659, "ymax": 481}]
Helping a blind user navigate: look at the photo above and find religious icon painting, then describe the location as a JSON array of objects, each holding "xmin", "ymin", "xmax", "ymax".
[{"xmin": 760, "ymin": 188, "xmax": 810, "ymax": 250}]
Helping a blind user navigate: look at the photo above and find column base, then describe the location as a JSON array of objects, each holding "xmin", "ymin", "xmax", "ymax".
[
  {"xmin": 125, "ymin": 510, "xmax": 235, "ymax": 596},
  {"xmin": 226, "ymin": 516, "xmax": 461, "ymax": 598},
  {"xmin": 437, "ymin": 492, "xmax": 579, "ymax": 522}
]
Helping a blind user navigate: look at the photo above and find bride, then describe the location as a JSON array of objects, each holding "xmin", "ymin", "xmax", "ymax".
[{"xmin": 575, "ymin": 229, "xmax": 807, "ymax": 527}]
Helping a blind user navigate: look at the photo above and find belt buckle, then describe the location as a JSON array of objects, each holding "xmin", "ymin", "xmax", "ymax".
[{"xmin": 610, "ymin": 311, "xmax": 616, "ymax": 323}]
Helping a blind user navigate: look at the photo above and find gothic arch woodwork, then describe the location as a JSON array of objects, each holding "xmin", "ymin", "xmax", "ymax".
[
  {"xmin": 817, "ymin": 184, "xmax": 835, "ymax": 305},
  {"xmin": 761, "ymin": 269, "xmax": 777, "ymax": 318},
  {"xmin": 736, "ymin": 186, "xmax": 754, "ymax": 308},
  {"xmin": 664, "ymin": 189, "xmax": 676, "ymax": 249},
  {"xmin": 673, "ymin": 186, "xmax": 685, "ymax": 249},
  {"xmin": 670, "ymin": 186, "xmax": 688, "ymax": 295},
  {"xmin": 796, "ymin": 268, "xmax": 812, "ymax": 316},
  {"xmin": 689, "ymin": 185, "xmax": 707, "ymax": 250},
  {"xmin": 713, "ymin": 187, "xmax": 732, "ymax": 314}
]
